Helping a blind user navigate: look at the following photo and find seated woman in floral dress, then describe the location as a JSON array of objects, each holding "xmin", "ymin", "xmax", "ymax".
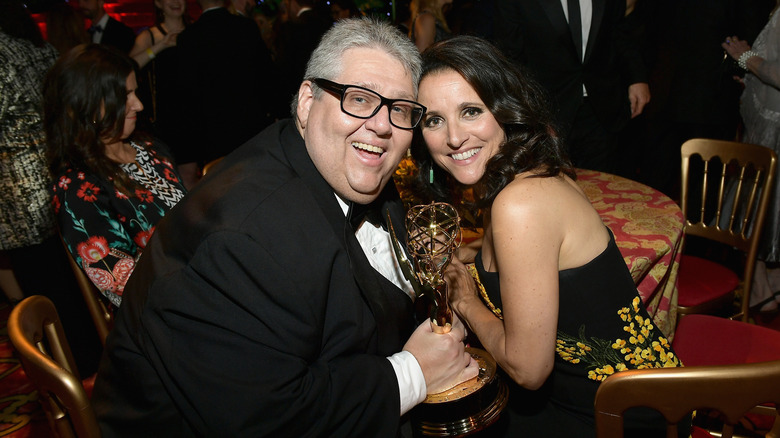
[{"xmin": 44, "ymin": 44, "xmax": 186, "ymax": 308}]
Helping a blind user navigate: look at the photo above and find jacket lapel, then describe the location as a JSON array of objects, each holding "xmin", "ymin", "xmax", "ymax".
[
  {"xmin": 585, "ymin": 0, "xmax": 605, "ymax": 63},
  {"xmin": 281, "ymin": 121, "xmax": 411, "ymax": 352},
  {"xmin": 538, "ymin": 0, "xmax": 583, "ymax": 63},
  {"xmin": 538, "ymin": 0, "xmax": 571, "ymax": 37}
]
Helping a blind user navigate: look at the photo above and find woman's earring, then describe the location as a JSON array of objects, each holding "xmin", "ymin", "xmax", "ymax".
[{"xmin": 429, "ymin": 167, "xmax": 434, "ymax": 184}]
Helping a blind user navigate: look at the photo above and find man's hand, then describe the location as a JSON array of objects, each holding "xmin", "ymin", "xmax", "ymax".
[
  {"xmin": 628, "ymin": 82, "xmax": 650, "ymax": 118},
  {"xmin": 403, "ymin": 317, "xmax": 479, "ymax": 394}
]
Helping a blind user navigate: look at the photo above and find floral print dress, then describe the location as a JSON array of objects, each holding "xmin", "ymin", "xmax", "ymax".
[{"xmin": 52, "ymin": 141, "xmax": 186, "ymax": 307}]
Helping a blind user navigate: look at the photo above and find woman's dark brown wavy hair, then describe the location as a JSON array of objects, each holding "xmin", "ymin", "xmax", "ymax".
[
  {"xmin": 43, "ymin": 43, "xmax": 140, "ymax": 194},
  {"xmin": 411, "ymin": 35, "xmax": 575, "ymax": 209}
]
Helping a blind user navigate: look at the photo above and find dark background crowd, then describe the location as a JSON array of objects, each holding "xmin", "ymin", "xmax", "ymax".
[{"xmin": 15, "ymin": 0, "xmax": 777, "ymax": 195}]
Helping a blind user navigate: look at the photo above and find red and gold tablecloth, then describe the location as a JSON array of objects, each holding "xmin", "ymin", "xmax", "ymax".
[{"xmin": 575, "ymin": 169, "xmax": 684, "ymax": 338}]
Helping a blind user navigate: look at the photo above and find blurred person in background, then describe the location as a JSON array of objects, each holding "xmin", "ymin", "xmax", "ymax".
[
  {"xmin": 723, "ymin": 1, "xmax": 780, "ymax": 310},
  {"xmin": 172, "ymin": 0, "xmax": 280, "ymax": 188},
  {"xmin": 329, "ymin": 0, "xmax": 362, "ymax": 21},
  {"xmin": 45, "ymin": 1, "xmax": 90, "ymax": 55},
  {"xmin": 1, "ymin": 0, "xmax": 102, "ymax": 376},
  {"xmin": 129, "ymin": 0, "xmax": 189, "ymax": 152},
  {"xmin": 78, "ymin": 0, "xmax": 135, "ymax": 53},
  {"xmin": 409, "ymin": 0, "xmax": 452, "ymax": 52},
  {"xmin": 275, "ymin": 0, "xmax": 332, "ymax": 99}
]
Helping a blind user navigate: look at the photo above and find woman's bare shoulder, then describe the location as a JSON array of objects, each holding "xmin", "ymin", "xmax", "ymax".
[{"xmin": 490, "ymin": 173, "xmax": 607, "ymax": 266}]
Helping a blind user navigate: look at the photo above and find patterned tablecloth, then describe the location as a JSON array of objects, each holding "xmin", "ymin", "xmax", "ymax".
[{"xmin": 575, "ymin": 169, "xmax": 684, "ymax": 338}]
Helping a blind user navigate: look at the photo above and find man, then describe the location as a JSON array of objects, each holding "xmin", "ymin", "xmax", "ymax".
[
  {"xmin": 78, "ymin": 0, "xmax": 135, "ymax": 53},
  {"xmin": 172, "ymin": 0, "xmax": 279, "ymax": 189},
  {"xmin": 493, "ymin": 0, "xmax": 650, "ymax": 173},
  {"xmin": 276, "ymin": 0, "xmax": 333, "ymax": 100},
  {"xmin": 92, "ymin": 18, "xmax": 478, "ymax": 437},
  {"xmin": 229, "ymin": 0, "xmax": 254, "ymax": 17}
]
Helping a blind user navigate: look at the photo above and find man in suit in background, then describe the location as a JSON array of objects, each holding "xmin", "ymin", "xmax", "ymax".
[
  {"xmin": 276, "ymin": 0, "xmax": 332, "ymax": 101},
  {"xmin": 171, "ymin": 0, "xmax": 279, "ymax": 188},
  {"xmin": 78, "ymin": 0, "xmax": 135, "ymax": 53},
  {"xmin": 92, "ymin": 18, "xmax": 478, "ymax": 437},
  {"xmin": 494, "ymin": 0, "xmax": 649, "ymax": 174}
]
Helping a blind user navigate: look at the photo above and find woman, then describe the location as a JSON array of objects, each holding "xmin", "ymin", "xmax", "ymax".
[
  {"xmin": 1, "ymin": 1, "xmax": 60, "ymax": 285},
  {"xmin": 722, "ymin": 3, "xmax": 780, "ymax": 309},
  {"xmin": 2, "ymin": 0, "xmax": 102, "ymax": 376},
  {"xmin": 409, "ymin": 0, "xmax": 451, "ymax": 52},
  {"xmin": 44, "ymin": 44, "xmax": 187, "ymax": 308},
  {"xmin": 412, "ymin": 36, "xmax": 683, "ymax": 436},
  {"xmin": 129, "ymin": 0, "xmax": 188, "ymax": 148}
]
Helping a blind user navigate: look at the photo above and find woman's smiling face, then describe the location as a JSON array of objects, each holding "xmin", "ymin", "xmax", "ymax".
[{"xmin": 418, "ymin": 69, "xmax": 505, "ymax": 186}]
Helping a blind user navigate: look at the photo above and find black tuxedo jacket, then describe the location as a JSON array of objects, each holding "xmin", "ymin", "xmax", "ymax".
[
  {"xmin": 92, "ymin": 119, "xmax": 416, "ymax": 437},
  {"xmin": 173, "ymin": 7, "xmax": 276, "ymax": 165},
  {"xmin": 100, "ymin": 16, "xmax": 135, "ymax": 54},
  {"xmin": 494, "ymin": 0, "xmax": 646, "ymax": 132}
]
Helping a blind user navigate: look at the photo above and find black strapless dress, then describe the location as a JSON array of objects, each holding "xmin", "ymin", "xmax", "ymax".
[{"xmin": 470, "ymin": 228, "xmax": 684, "ymax": 437}]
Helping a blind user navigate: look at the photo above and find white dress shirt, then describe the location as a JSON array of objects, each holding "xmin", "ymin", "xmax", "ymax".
[
  {"xmin": 561, "ymin": 0, "xmax": 593, "ymax": 63},
  {"xmin": 336, "ymin": 195, "xmax": 427, "ymax": 415},
  {"xmin": 90, "ymin": 13, "xmax": 110, "ymax": 44},
  {"xmin": 562, "ymin": 0, "xmax": 593, "ymax": 96}
]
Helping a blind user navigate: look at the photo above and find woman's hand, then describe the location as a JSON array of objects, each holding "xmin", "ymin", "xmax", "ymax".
[
  {"xmin": 455, "ymin": 236, "xmax": 481, "ymax": 264},
  {"xmin": 722, "ymin": 36, "xmax": 751, "ymax": 61},
  {"xmin": 444, "ymin": 257, "xmax": 480, "ymax": 317},
  {"xmin": 160, "ymin": 30, "xmax": 181, "ymax": 50}
]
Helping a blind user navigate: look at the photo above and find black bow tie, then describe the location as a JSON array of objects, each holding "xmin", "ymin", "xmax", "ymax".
[
  {"xmin": 88, "ymin": 24, "xmax": 103, "ymax": 34},
  {"xmin": 348, "ymin": 201, "xmax": 384, "ymax": 231}
]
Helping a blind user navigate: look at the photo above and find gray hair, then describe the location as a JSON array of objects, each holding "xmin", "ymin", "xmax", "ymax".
[{"xmin": 290, "ymin": 17, "xmax": 422, "ymax": 116}]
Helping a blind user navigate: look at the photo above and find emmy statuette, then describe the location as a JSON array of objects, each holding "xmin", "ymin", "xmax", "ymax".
[{"xmin": 388, "ymin": 203, "xmax": 508, "ymax": 437}]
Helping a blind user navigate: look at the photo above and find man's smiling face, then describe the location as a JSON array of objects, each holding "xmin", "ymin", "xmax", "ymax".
[{"xmin": 296, "ymin": 47, "xmax": 416, "ymax": 205}]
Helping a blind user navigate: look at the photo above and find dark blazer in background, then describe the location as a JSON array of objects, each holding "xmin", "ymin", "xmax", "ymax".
[
  {"xmin": 92, "ymin": 119, "xmax": 416, "ymax": 437},
  {"xmin": 494, "ymin": 0, "xmax": 646, "ymax": 134},
  {"xmin": 172, "ymin": 7, "xmax": 276, "ymax": 166},
  {"xmin": 275, "ymin": 8, "xmax": 332, "ymax": 101},
  {"xmin": 100, "ymin": 16, "xmax": 135, "ymax": 54}
]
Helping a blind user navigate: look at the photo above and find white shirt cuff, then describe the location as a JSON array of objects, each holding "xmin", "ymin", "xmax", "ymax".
[{"xmin": 387, "ymin": 350, "xmax": 427, "ymax": 416}]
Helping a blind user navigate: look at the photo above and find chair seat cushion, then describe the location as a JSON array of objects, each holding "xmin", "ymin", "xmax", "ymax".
[
  {"xmin": 677, "ymin": 255, "xmax": 740, "ymax": 307},
  {"xmin": 691, "ymin": 426, "xmax": 715, "ymax": 438},
  {"xmin": 672, "ymin": 314, "xmax": 780, "ymax": 366}
]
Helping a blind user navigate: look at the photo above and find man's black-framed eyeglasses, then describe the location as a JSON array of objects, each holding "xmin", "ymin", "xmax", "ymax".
[{"xmin": 312, "ymin": 78, "xmax": 426, "ymax": 130}]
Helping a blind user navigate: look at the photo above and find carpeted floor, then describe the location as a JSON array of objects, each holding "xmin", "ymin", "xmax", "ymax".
[{"xmin": 0, "ymin": 301, "xmax": 52, "ymax": 438}]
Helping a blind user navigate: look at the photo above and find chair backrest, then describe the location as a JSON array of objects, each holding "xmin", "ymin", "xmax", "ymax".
[
  {"xmin": 594, "ymin": 360, "xmax": 780, "ymax": 438},
  {"xmin": 202, "ymin": 156, "xmax": 223, "ymax": 176},
  {"xmin": 61, "ymin": 237, "xmax": 113, "ymax": 346},
  {"xmin": 8, "ymin": 295, "xmax": 101, "ymax": 438},
  {"xmin": 680, "ymin": 138, "xmax": 778, "ymax": 319}
]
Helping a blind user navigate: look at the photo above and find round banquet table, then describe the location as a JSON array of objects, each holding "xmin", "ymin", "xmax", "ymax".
[{"xmin": 575, "ymin": 169, "xmax": 684, "ymax": 339}]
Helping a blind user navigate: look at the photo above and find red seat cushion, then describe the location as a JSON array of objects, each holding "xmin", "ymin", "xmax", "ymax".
[
  {"xmin": 677, "ymin": 255, "xmax": 740, "ymax": 307},
  {"xmin": 82, "ymin": 373, "xmax": 97, "ymax": 399},
  {"xmin": 672, "ymin": 314, "xmax": 780, "ymax": 366},
  {"xmin": 691, "ymin": 425, "xmax": 715, "ymax": 438}
]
